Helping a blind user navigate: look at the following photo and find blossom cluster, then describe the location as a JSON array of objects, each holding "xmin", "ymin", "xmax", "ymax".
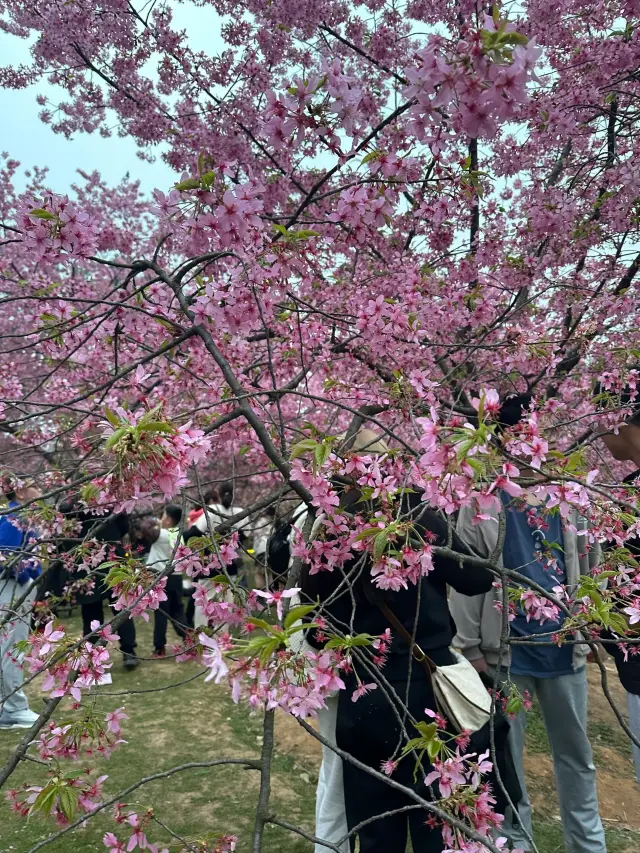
[{"xmin": 18, "ymin": 193, "xmax": 99, "ymax": 261}]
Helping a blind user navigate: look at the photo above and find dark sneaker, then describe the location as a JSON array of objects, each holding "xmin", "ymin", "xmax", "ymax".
[
  {"xmin": 122, "ymin": 653, "xmax": 139, "ymax": 670},
  {"xmin": 151, "ymin": 648, "xmax": 166, "ymax": 659}
]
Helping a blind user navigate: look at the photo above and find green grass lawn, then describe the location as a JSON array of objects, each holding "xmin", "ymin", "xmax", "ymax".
[
  {"xmin": 1, "ymin": 614, "xmax": 639, "ymax": 853},
  {"xmin": 0, "ymin": 613, "xmax": 318, "ymax": 853}
]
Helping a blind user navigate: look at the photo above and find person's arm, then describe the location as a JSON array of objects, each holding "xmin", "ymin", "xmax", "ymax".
[
  {"xmin": 574, "ymin": 512, "xmax": 602, "ymax": 577},
  {"xmin": 417, "ymin": 504, "xmax": 494, "ymax": 596},
  {"xmin": 449, "ymin": 589, "xmax": 489, "ymax": 669},
  {"xmin": 449, "ymin": 502, "xmax": 495, "ymax": 671},
  {"xmin": 455, "ymin": 502, "xmax": 490, "ymax": 558}
]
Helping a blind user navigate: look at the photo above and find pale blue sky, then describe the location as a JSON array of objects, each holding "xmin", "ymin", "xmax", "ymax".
[{"xmin": 0, "ymin": 3, "xmax": 224, "ymax": 195}]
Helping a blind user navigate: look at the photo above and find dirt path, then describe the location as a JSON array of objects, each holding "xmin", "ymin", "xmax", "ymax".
[{"xmin": 525, "ymin": 666, "xmax": 640, "ymax": 831}]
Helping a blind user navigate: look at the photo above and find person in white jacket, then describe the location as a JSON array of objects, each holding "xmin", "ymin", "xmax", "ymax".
[{"xmin": 192, "ymin": 481, "xmax": 249, "ymax": 628}]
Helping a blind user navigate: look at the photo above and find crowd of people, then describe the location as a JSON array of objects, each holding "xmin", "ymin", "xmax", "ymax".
[
  {"xmin": 297, "ymin": 408, "xmax": 640, "ymax": 853},
  {"xmin": 0, "ymin": 400, "xmax": 639, "ymax": 853}
]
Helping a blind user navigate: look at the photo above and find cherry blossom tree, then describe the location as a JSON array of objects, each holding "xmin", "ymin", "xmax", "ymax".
[{"xmin": 1, "ymin": 0, "xmax": 640, "ymax": 851}]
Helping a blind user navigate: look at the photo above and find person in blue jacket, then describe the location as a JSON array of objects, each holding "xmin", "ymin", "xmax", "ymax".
[{"xmin": 0, "ymin": 477, "xmax": 42, "ymax": 729}]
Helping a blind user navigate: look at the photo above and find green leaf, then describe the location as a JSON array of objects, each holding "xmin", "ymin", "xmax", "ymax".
[
  {"xmin": 609, "ymin": 613, "xmax": 631, "ymax": 635},
  {"xmin": 324, "ymin": 632, "xmax": 375, "ymax": 650},
  {"xmin": 175, "ymin": 177, "xmax": 202, "ymax": 191},
  {"xmin": 287, "ymin": 621, "xmax": 321, "ymax": 636},
  {"xmin": 455, "ymin": 439, "xmax": 474, "ymax": 462},
  {"xmin": 30, "ymin": 782, "xmax": 59, "ymax": 818},
  {"xmin": 140, "ymin": 421, "xmax": 175, "ymax": 434},
  {"xmin": 290, "ymin": 438, "xmax": 319, "ymax": 459},
  {"xmin": 201, "ymin": 170, "xmax": 215, "ymax": 188},
  {"xmin": 104, "ymin": 567, "xmax": 133, "ymax": 588},
  {"xmin": 413, "ymin": 720, "xmax": 438, "ymax": 739},
  {"xmin": 152, "ymin": 316, "xmax": 179, "ymax": 333},
  {"xmin": 501, "ymin": 32, "xmax": 529, "ymax": 46},
  {"xmin": 104, "ymin": 407, "xmax": 121, "ymax": 428},
  {"xmin": 314, "ymin": 441, "xmax": 333, "ymax": 469},
  {"xmin": 245, "ymin": 617, "xmax": 273, "ymax": 632},
  {"xmin": 58, "ymin": 786, "xmax": 78, "ymax": 822},
  {"xmin": 284, "ymin": 603, "xmax": 317, "ymax": 631},
  {"xmin": 467, "ymin": 458, "xmax": 486, "ymax": 475},
  {"xmin": 258, "ymin": 636, "xmax": 282, "ymax": 665},
  {"xmin": 426, "ymin": 738, "xmax": 442, "ymax": 760},
  {"xmin": 29, "ymin": 208, "xmax": 57, "ymax": 221},
  {"xmin": 104, "ymin": 427, "xmax": 128, "ymax": 451},
  {"xmin": 355, "ymin": 527, "xmax": 384, "ymax": 542},
  {"xmin": 373, "ymin": 531, "xmax": 388, "ymax": 562},
  {"xmin": 361, "ymin": 149, "xmax": 381, "ymax": 164},
  {"xmin": 242, "ymin": 635, "xmax": 277, "ymax": 659}
]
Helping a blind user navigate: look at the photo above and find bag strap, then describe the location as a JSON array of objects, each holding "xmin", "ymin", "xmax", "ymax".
[
  {"xmin": 376, "ymin": 599, "xmax": 437, "ymax": 675},
  {"xmin": 361, "ymin": 583, "xmax": 493, "ymax": 730},
  {"xmin": 360, "ymin": 580, "xmax": 436, "ymax": 678}
]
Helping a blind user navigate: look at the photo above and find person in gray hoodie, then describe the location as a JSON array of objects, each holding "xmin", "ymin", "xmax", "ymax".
[{"xmin": 450, "ymin": 394, "xmax": 606, "ymax": 853}]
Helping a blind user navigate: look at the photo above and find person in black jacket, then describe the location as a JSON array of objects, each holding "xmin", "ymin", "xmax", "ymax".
[
  {"xmin": 596, "ymin": 388, "xmax": 640, "ymax": 783},
  {"xmin": 596, "ymin": 388, "xmax": 640, "ymax": 782},
  {"xmin": 59, "ymin": 499, "xmax": 138, "ymax": 670},
  {"xmin": 601, "ymin": 613, "xmax": 640, "ymax": 784},
  {"xmin": 301, "ymin": 486, "xmax": 500, "ymax": 853}
]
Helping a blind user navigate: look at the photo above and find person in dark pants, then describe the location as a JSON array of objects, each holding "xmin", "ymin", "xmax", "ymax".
[
  {"xmin": 59, "ymin": 500, "xmax": 138, "ymax": 669},
  {"xmin": 595, "ymin": 388, "xmax": 640, "ymax": 782},
  {"xmin": 136, "ymin": 505, "xmax": 188, "ymax": 658},
  {"xmin": 302, "ymin": 487, "xmax": 496, "ymax": 853}
]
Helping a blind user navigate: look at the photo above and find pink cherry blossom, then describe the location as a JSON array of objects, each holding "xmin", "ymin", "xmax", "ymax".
[{"xmin": 253, "ymin": 588, "xmax": 301, "ymax": 622}]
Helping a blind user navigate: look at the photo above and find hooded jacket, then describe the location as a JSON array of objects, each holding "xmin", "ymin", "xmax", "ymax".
[
  {"xmin": 0, "ymin": 501, "xmax": 41, "ymax": 585},
  {"xmin": 450, "ymin": 501, "xmax": 600, "ymax": 672}
]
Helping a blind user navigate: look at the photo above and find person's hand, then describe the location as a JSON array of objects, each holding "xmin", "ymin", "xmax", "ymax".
[
  {"xmin": 587, "ymin": 644, "xmax": 604, "ymax": 663},
  {"xmin": 471, "ymin": 657, "xmax": 489, "ymax": 674}
]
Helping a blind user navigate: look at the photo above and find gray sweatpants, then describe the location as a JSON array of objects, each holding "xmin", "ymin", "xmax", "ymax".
[
  {"xmin": 501, "ymin": 669, "xmax": 606, "ymax": 853},
  {"xmin": 0, "ymin": 578, "xmax": 35, "ymax": 721},
  {"xmin": 627, "ymin": 690, "xmax": 640, "ymax": 783}
]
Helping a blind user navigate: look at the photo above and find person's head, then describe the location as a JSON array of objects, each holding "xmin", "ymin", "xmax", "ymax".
[
  {"xmin": 495, "ymin": 393, "xmax": 534, "ymax": 434},
  {"xmin": 162, "ymin": 504, "xmax": 182, "ymax": 529},
  {"xmin": 2, "ymin": 476, "xmax": 41, "ymax": 504},
  {"xmin": 219, "ymin": 481, "xmax": 234, "ymax": 509},
  {"xmin": 203, "ymin": 488, "xmax": 219, "ymax": 507},
  {"xmin": 595, "ymin": 384, "xmax": 640, "ymax": 465}
]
